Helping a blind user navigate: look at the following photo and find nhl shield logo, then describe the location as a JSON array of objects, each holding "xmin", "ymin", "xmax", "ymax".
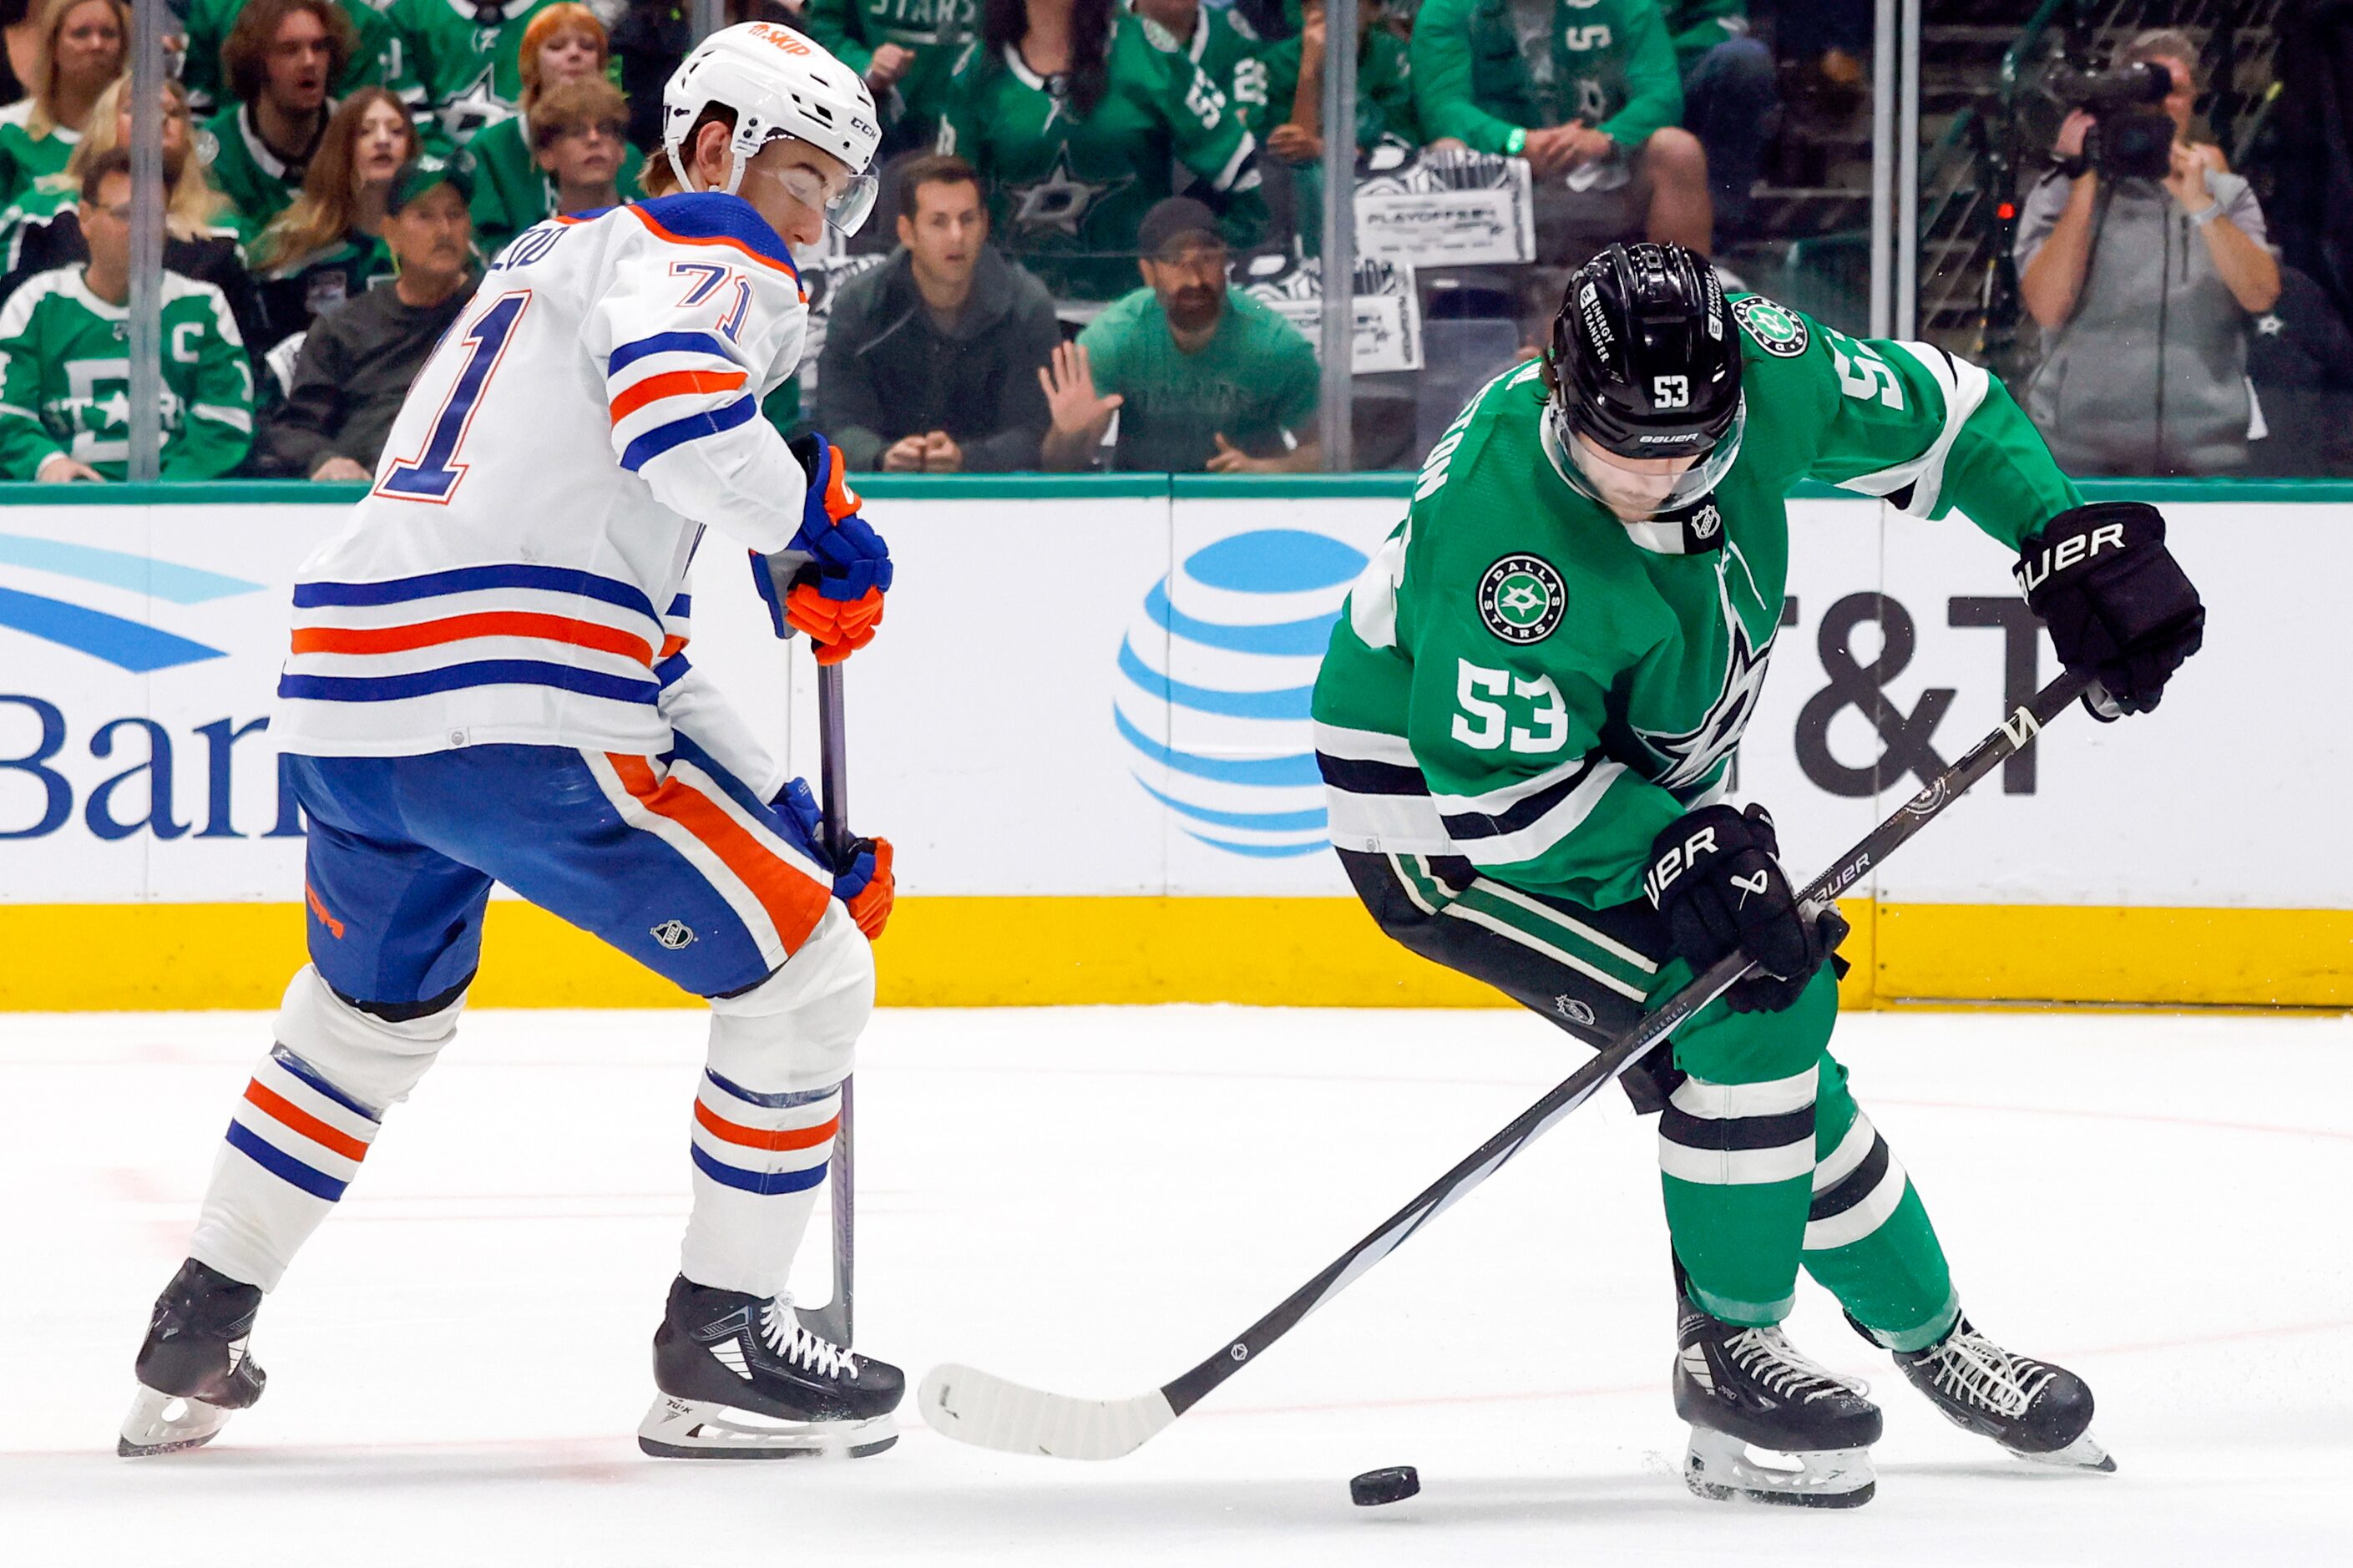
[
  {"xmin": 1692, "ymin": 503, "xmax": 1723, "ymax": 540},
  {"xmin": 650, "ymin": 920, "xmax": 696, "ymax": 950},
  {"xmin": 1554, "ymin": 995, "xmax": 1597, "ymax": 1028},
  {"xmin": 1479, "ymin": 554, "xmax": 1566, "ymax": 644}
]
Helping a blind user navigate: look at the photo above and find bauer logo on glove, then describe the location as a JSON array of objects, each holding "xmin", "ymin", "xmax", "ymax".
[{"xmin": 751, "ymin": 432, "xmax": 894, "ymax": 665}]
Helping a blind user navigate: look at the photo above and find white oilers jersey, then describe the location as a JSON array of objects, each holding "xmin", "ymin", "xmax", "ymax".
[{"xmin": 272, "ymin": 193, "xmax": 813, "ymax": 781}]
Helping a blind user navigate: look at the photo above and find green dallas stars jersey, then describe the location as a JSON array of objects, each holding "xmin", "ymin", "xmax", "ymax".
[
  {"xmin": 1411, "ymin": 0, "xmax": 1683, "ymax": 154},
  {"xmin": 178, "ymin": 0, "xmax": 399, "ymax": 117},
  {"xmin": 1136, "ymin": 3, "xmax": 1270, "ymax": 131},
  {"xmin": 0, "ymin": 267, "xmax": 255, "ymax": 480},
  {"xmin": 387, "ymin": 0, "xmax": 554, "ymax": 149},
  {"xmin": 464, "ymin": 113, "xmax": 645, "ymax": 256},
  {"xmin": 201, "ymin": 103, "xmax": 320, "ymax": 242},
  {"xmin": 1310, "ymin": 296, "xmax": 2082, "ymax": 911},
  {"xmin": 0, "ymin": 104, "xmax": 75, "ymax": 210},
  {"xmin": 936, "ymin": 14, "xmax": 1266, "ymax": 300},
  {"xmin": 803, "ymin": 0, "xmax": 979, "ymax": 137}
]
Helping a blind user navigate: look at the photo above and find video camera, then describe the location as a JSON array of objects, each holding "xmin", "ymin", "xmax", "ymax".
[{"xmin": 2053, "ymin": 59, "xmax": 2176, "ymax": 181}]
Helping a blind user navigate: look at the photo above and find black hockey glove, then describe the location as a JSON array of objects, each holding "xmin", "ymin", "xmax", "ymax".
[
  {"xmin": 1644, "ymin": 804, "xmax": 1838, "ymax": 1014},
  {"xmin": 2015, "ymin": 501, "xmax": 2204, "ymax": 721}
]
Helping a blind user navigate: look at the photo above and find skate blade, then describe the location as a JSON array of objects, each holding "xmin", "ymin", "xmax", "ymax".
[
  {"xmin": 636, "ymin": 1394, "xmax": 898, "ymax": 1460},
  {"xmin": 119, "ymin": 1385, "xmax": 236, "ymax": 1458},
  {"xmin": 1684, "ymin": 1426, "xmax": 1875, "ymax": 1508},
  {"xmin": 2008, "ymin": 1428, "xmax": 2117, "ymax": 1474}
]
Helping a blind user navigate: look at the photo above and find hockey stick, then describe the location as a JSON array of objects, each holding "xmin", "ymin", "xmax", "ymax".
[
  {"xmin": 918, "ymin": 667, "xmax": 2096, "ymax": 1459},
  {"xmin": 796, "ymin": 662, "xmax": 857, "ymax": 1348}
]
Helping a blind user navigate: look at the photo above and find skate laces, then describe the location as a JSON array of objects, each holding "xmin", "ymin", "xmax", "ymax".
[
  {"xmin": 1920, "ymin": 1325, "xmax": 2052, "ymax": 1417},
  {"xmin": 757, "ymin": 1298, "xmax": 857, "ymax": 1380},
  {"xmin": 1727, "ymin": 1328, "xmax": 1865, "ymax": 1403}
]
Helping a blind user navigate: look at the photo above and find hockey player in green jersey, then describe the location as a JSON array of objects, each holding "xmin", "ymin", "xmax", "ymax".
[
  {"xmin": 387, "ymin": 0, "xmax": 555, "ymax": 149},
  {"xmin": 1312, "ymin": 244, "xmax": 2205, "ymax": 1505},
  {"xmin": 1132, "ymin": 0, "xmax": 1270, "ymax": 132},
  {"xmin": 937, "ymin": 0, "xmax": 1267, "ymax": 301},
  {"xmin": 0, "ymin": 150, "xmax": 255, "ymax": 481}
]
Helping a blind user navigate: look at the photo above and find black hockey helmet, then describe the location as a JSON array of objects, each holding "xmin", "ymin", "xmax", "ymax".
[{"xmin": 1543, "ymin": 243, "xmax": 1745, "ymax": 517}]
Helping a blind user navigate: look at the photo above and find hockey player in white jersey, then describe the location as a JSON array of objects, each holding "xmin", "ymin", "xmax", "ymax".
[{"xmin": 122, "ymin": 23, "xmax": 908, "ymax": 1462}]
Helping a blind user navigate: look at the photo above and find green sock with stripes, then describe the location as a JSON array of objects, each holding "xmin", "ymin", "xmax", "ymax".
[{"xmin": 1799, "ymin": 1058, "xmax": 1960, "ymax": 1351}]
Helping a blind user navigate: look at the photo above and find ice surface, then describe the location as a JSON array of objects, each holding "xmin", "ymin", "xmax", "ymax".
[{"xmin": 2, "ymin": 1004, "xmax": 2348, "ymax": 1565}]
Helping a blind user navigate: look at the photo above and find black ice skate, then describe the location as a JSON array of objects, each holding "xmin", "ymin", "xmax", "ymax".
[
  {"xmin": 638, "ymin": 1275, "xmax": 903, "ymax": 1459},
  {"xmin": 119, "ymin": 1258, "xmax": 267, "ymax": 1457},
  {"xmin": 1893, "ymin": 1315, "xmax": 2114, "ymax": 1473},
  {"xmin": 1673, "ymin": 1293, "xmax": 1883, "ymax": 1507}
]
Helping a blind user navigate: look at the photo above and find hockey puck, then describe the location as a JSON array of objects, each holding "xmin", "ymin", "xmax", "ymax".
[{"xmin": 1349, "ymin": 1465, "xmax": 1419, "ymax": 1506}]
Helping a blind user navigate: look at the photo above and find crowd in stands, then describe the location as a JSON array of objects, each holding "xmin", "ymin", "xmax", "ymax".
[{"xmin": 0, "ymin": 0, "xmax": 2322, "ymax": 479}]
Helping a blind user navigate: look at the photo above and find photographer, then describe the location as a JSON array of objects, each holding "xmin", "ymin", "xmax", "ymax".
[{"xmin": 2016, "ymin": 29, "xmax": 2280, "ymax": 475}]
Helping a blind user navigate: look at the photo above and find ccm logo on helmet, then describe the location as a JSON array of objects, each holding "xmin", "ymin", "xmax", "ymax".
[
  {"xmin": 2012, "ymin": 523, "xmax": 2126, "ymax": 592},
  {"xmin": 746, "ymin": 22, "xmax": 813, "ymax": 53}
]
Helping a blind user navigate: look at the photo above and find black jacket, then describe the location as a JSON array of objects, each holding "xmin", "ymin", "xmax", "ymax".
[
  {"xmin": 814, "ymin": 245, "xmax": 1060, "ymax": 473},
  {"xmin": 254, "ymin": 275, "xmax": 474, "ymax": 477}
]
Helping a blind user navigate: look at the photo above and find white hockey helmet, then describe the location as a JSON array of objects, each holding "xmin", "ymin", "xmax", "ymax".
[{"xmin": 661, "ymin": 22, "xmax": 882, "ymax": 233}]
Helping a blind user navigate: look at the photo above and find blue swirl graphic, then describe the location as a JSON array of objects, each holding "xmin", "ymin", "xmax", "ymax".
[
  {"xmin": 1117, "ymin": 528, "xmax": 1369, "ymax": 860},
  {"xmin": 1184, "ymin": 529, "xmax": 1369, "ymax": 594},
  {"xmin": 1117, "ymin": 636, "xmax": 1313, "ymax": 721},
  {"xmin": 0, "ymin": 585, "xmax": 226, "ymax": 671}
]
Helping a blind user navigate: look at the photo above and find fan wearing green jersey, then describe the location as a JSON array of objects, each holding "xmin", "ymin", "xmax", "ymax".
[
  {"xmin": 179, "ymin": 0, "xmax": 397, "ymax": 119},
  {"xmin": 1311, "ymin": 244, "xmax": 2204, "ymax": 1506},
  {"xmin": 937, "ymin": 0, "xmax": 1268, "ymax": 301},
  {"xmin": 804, "ymin": 0, "xmax": 979, "ymax": 149},
  {"xmin": 464, "ymin": 7, "xmax": 645, "ymax": 257},
  {"xmin": 0, "ymin": 0, "xmax": 124, "ymax": 208},
  {"xmin": 386, "ymin": 0, "xmax": 556, "ymax": 149},
  {"xmin": 1132, "ymin": 0, "xmax": 1269, "ymax": 131},
  {"xmin": 203, "ymin": 0, "xmax": 356, "ymax": 242},
  {"xmin": 1411, "ymin": 0, "xmax": 1711, "ymax": 252},
  {"xmin": 0, "ymin": 149, "xmax": 255, "ymax": 481}
]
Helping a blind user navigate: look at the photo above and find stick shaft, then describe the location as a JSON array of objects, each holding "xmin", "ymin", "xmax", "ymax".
[
  {"xmin": 1156, "ymin": 670, "xmax": 2092, "ymax": 1417},
  {"xmin": 799, "ymin": 663, "xmax": 855, "ymax": 1345}
]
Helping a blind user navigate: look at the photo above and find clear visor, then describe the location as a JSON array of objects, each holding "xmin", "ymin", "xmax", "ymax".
[
  {"xmin": 765, "ymin": 160, "xmax": 879, "ymax": 236},
  {"xmin": 1549, "ymin": 395, "xmax": 1747, "ymax": 520}
]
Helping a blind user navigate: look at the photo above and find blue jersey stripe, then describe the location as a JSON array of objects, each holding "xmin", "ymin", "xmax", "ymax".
[
  {"xmin": 608, "ymin": 329, "xmax": 737, "ymax": 376},
  {"xmin": 654, "ymin": 651, "xmax": 691, "ymax": 689},
  {"xmin": 225, "ymin": 1120, "xmax": 349, "ymax": 1201},
  {"xmin": 292, "ymin": 564, "xmax": 660, "ymax": 623},
  {"xmin": 631, "ymin": 194, "xmax": 800, "ymax": 275},
  {"xmin": 691, "ymin": 1143, "xmax": 829, "ymax": 1196},
  {"xmin": 279, "ymin": 660, "xmax": 662, "ymax": 706},
  {"xmin": 619, "ymin": 395, "xmax": 758, "ymax": 473},
  {"xmin": 704, "ymin": 1068, "xmax": 840, "ymax": 1110}
]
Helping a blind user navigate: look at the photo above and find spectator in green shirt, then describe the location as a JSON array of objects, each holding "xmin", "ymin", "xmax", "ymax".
[
  {"xmin": 1263, "ymin": 0, "xmax": 1414, "ymax": 163},
  {"xmin": 1410, "ymin": 0, "xmax": 1710, "ymax": 252},
  {"xmin": 202, "ymin": 0, "xmax": 355, "ymax": 242},
  {"xmin": 1662, "ymin": 0, "xmax": 1774, "ymax": 235},
  {"xmin": 0, "ymin": 0, "xmax": 124, "ymax": 208},
  {"xmin": 805, "ymin": 0, "xmax": 979, "ymax": 152},
  {"xmin": 1041, "ymin": 195, "xmax": 1319, "ymax": 472}
]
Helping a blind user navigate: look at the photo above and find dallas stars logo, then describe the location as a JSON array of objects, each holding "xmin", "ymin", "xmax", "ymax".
[
  {"xmin": 437, "ymin": 70, "xmax": 507, "ymax": 144},
  {"xmin": 1008, "ymin": 145, "xmax": 1132, "ymax": 239},
  {"xmin": 1635, "ymin": 551, "xmax": 1776, "ymax": 790},
  {"xmin": 1731, "ymin": 294, "xmax": 1809, "ymax": 357},
  {"xmin": 1478, "ymin": 554, "xmax": 1566, "ymax": 644}
]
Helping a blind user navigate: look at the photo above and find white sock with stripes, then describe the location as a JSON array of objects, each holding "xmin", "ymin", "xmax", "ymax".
[
  {"xmin": 679, "ymin": 903, "xmax": 873, "ymax": 1300},
  {"xmin": 186, "ymin": 967, "xmax": 461, "ymax": 1291}
]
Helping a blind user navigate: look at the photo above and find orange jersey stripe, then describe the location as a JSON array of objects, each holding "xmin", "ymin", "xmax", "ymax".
[
  {"xmin": 660, "ymin": 635, "xmax": 688, "ymax": 660},
  {"xmin": 292, "ymin": 612, "xmax": 657, "ymax": 667},
  {"xmin": 245, "ymin": 1080, "xmax": 370, "ymax": 1163},
  {"xmin": 606, "ymin": 754, "xmax": 830, "ymax": 952},
  {"xmin": 609, "ymin": 367, "xmax": 748, "ymax": 426},
  {"xmin": 694, "ymin": 1100, "xmax": 841, "ymax": 1152}
]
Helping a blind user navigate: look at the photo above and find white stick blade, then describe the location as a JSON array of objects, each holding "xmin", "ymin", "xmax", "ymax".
[{"xmin": 918, "ymin": 1363, "xmax": 1176, "ymax": 1460}]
